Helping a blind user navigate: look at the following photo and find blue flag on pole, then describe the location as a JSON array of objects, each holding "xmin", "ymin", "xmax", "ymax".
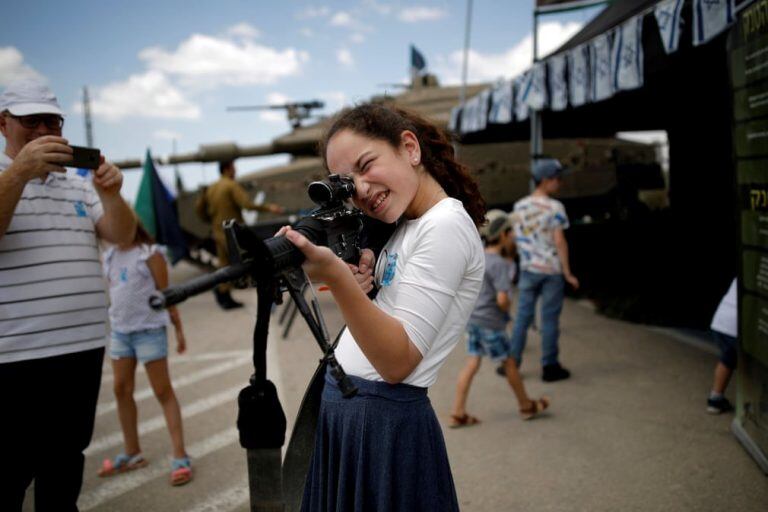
[
  {"xmin": 134, "ymin": 149, "xmax": 188, "ymax": 264},
  {"xmin": 410, "ymin": 45, "xmax": 427, "ymax": 74}
]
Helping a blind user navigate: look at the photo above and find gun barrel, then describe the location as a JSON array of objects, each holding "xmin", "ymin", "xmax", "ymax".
[{"xmin": 149, "ymin": 262, "xmax": 253, "ymax": 310}]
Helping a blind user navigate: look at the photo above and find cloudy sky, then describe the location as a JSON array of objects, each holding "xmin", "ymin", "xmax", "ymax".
[{"xmin": 3, "ymin": 0, "xmax": 601, "ymax": 201}]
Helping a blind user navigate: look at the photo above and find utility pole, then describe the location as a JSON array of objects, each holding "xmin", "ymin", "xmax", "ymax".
[{"xmin": 82, "ymin": 86, "xmax": 94, "ymax": 147}]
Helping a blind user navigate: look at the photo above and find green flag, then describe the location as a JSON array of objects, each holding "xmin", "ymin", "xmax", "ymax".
[{"xmin": 134, "ymin": 149, "xmax": 157, "ymax": 237}]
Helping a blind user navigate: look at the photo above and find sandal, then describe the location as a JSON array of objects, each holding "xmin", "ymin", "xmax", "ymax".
[
  {"xmin": 170, "ymin": 456, "xmax": 193, "ymax": 486},
  {"xmin": 98, "ymin": 453, "xmax": 148, "ymax": 477},
  {"xmin": 449, "ymin": 413, "xmax": 481, "ymax": 428},
  {"xmin": 520, "ymin": 397, "xmax": 550, "ymax": 421}
]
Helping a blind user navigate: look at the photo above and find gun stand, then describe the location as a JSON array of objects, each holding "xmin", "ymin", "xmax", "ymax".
[
  {"xmin": 150, "ymin": 217, "xmax": 362, "ymax": 512},
  {"xmin": 236, "ymin": 251, "xmax": 357, "ymax": 511}
]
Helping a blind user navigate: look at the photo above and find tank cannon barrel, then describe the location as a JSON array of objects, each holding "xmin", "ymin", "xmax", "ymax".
[{"xmin": 113, "ymin": 142, "xmax": 306, "ymax": 170}]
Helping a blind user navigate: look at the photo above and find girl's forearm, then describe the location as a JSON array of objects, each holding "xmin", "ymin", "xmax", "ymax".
[
  {"xmin": 168, "ymin": 307, "xmax": 183, "ymax": 329},
  {"xmin": 327, "ymin": 269, "xmax": 422, "ymax": 383}
]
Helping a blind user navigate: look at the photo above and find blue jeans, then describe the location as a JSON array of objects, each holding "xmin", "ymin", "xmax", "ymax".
[{"xmin": 510, "ymin": 271, "xmax": 565, "ymax": 367}]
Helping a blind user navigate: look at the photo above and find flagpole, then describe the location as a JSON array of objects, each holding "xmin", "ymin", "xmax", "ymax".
[
  {"xmin": 530, "ymin": 3, "xmax": 542, "ymax": 191},
  {"xmin": 459, "ymin": 0, "xmax": 473, "ymax": 107},
  {"xmin": 529, "ymin": 0, "xmax": 607, "ymax": 188}
]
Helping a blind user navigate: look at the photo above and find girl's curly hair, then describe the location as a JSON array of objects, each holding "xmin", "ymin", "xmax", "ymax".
[{"xmin": 319, "ymin": 103, "xmax": 486, "ymax": 227}]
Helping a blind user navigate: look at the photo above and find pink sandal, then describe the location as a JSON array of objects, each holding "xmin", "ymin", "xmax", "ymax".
[
  {"xmin": 98, "ymin": 453, "xmax": 148, "ymax": 477},
  {"xmin": 170, "ymin": 456, "xmax": 193, "ymax": 486}
]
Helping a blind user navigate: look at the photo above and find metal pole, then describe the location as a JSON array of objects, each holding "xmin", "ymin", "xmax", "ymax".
[
  {"xmin": 82, "ymin": 86, "xmax": 93, "ymax": 148},
  {"xmin": 530, "ymin": 5, "xmax": 542, "ymax": 191},
  {"xmin": 459, "ymin": 0, "xmax": 474, "ymax": 107}
]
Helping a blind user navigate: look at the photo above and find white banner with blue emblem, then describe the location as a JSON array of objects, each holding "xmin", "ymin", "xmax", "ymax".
[
  {"xmin": 514, "ymin": 74, "xmax": 530, "ymax": 121},
  {"xmin": 693, "ymin": 0, "xmax": 735, "ymax": 46},
  {"xmin": 611, "ymin": 15, "xmax": 644, "ymax": 91},
  {"xmin": 476, "ymin": 88, "xmax": 491, "ymax": 130},
  {"xmin": 567, "ymin": 44, "xmax": 590, "ymax": 107},
  {"xmin": 489, "ymin": 80, "xmax": 513, "ymax": 124},
  {"xmin": 459, "ymin": 97, "xmax": 476, "ymax": 134},
  {"xmin": 459, "ymin": 95, "xmax": 478, "ymax": 134},
  {"xmin": 548, "ymin": 54, "xmax": 568, "ymax": 111},
  {"xmin": 654, "ymin": 0, "xmax": 685, "ymax": 54},
  {"xmin": 527, "ymin": 63, "xmax": 547, "ymax": 111},
  {"xmin": 590, "ymin": 32, "xmax": 614, "ymax": 102},
  {"xmin": 460, "ymin": 89, "xmax": 490, "ymax": 134}
]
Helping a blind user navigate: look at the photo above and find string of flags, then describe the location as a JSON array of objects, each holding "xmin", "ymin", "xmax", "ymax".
[{"xmin": 452, "ymin": 0, "xmax": 750, "ymax": 135}]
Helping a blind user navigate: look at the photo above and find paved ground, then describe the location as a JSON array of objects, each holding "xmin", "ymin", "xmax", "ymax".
[{"xmin": 22, "ymin": 262, "xmax": 768, "ymax": 511}]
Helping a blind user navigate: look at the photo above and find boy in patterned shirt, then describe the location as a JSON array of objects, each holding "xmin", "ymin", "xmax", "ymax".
[{"xmin": 509, "ymin": 158, "xmax": 579, "ymax": 382}]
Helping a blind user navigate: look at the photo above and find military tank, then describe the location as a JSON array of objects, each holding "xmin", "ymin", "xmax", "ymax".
[{"xmin": 115, "ymin": 73, "xmax": 664, "ymax": 270}]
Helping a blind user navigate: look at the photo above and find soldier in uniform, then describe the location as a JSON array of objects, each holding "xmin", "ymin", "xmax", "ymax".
[{"xmin": 197, "ymin": 159, "xmax": 284, "ymax": 309}]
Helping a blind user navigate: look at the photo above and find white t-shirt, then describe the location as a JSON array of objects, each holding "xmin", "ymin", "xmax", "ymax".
[
  {"xmin": 334, "ymin": 198, "xmax": 484, "ymax": 388},
  {"xmin": 0, "ymin": 154, "xmax": 108, "ymax": 363},
  {"xmin": 711, "ymin": 279, "xmax": 737, "ymax": 337},
  {"xmin": 104, "ymin": 244, "xmax": 170, "ymax": 333},
  {"xmin": 512, "ymin": 195, "xmax": 569, "ymax": 274}
]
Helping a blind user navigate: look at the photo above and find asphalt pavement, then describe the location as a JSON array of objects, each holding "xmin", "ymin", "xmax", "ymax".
[{"xmin": 21, "ymin": 261, "xmax": 768, "ymax": 511}]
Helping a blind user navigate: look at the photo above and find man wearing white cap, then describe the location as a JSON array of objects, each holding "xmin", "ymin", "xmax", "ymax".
[{"xmin": 0, "ymin": 79, "xmax": 136, "ymax": 510}]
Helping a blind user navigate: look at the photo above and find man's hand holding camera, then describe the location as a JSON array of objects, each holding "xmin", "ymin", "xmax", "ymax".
[
  {"xmin": 7, "ymin": 135, "xmax": 72, "ymax": 182},
  {"xmin": 92, "ymin": 156, "xmax": 124, "ymax": 198}
]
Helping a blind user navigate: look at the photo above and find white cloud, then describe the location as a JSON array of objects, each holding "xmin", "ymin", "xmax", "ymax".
[
  {"xmin": 260, "ymin": 92, "xmax": 292, "ymax": 123},
  {"xmin": 337, "ymin": 48, "xmax": 354, "ymax": 67},
  {"xmin": 296, "ymin": 6, "xmax": 330, "ymax": 19},
  {"xmin": 436, "ymin": 21, "xmax": 583, "ymax": 84},
  {"xmin": 350, "ymin": 33, "xmax": 366, "ymax": 44},
  {"xmin": 139, "ymin": 34, "xmax": 309, "ymax": 88},
  {"xmin": 363, "ymin": 0, "xmax": 392, "ymax": 15},
  {"xmin": 0, "ymin": 47, "xmax": 45, "ymax": 86},
  {"xmin": 299, "ymin": 27, "xmax": 315, "ymax": 38},
  {"xmin": 329, "ymin": 11, "xmax": 372, "ymax": 33},
  {"xmin": 399, "ymin": 7, "xmax": 447, "ymax": 23},
  {"xmin": 153, "ymin": 129, "xmax": 183, "ymax": 141},
  {"xmin": 79, "ymin": 70, "xmax": 201, "ymax": 122},
  {"xmin": 226, "ymin": 22, "xmax": 260, "ymax": 40},
  {"xmin": 330, "ymin": 11, "xmax": 354, "ymax": 27}
]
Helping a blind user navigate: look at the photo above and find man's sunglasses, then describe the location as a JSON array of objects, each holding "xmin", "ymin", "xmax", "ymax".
[{"xmin": 7, "ymin": 114, "xmax": 65, "ymax": 130}]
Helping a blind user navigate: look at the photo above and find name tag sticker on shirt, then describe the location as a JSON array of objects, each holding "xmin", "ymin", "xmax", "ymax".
[
  {"xmin": 381, "ymin": 253, "xmax": 398, "ymax": 287},
  {"xmin": 74, "ymin": 201, "xmax": 87, "ymax": 217}
]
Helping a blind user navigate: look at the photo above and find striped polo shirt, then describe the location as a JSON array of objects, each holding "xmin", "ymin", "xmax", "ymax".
[{"xmin": 0, "ymin": 154, "xmax": 108, "ymax": 364}]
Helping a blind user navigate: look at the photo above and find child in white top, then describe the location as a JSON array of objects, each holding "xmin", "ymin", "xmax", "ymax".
[{"xmin": 99, "ymin": 223, "xmax": 192, "ymax": 486}]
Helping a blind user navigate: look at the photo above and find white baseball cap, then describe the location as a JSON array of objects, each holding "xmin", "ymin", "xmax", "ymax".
[
  {"xmin": 481, "ymin": 209, "xmax": 512, "ymax": 242},
  {"xmin": 0, "ymin": 79, "xmax": 64, "ymax": 116}
]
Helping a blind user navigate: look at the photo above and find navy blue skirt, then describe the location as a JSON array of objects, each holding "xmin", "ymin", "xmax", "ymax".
[{"xmin": 300, "ymin": 370, "xmax": 460, "ymax": 512}]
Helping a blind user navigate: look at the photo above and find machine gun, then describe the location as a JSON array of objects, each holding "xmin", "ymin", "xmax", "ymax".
[{"xmin": 227, "ymin": 100, "xmax": 325, "ymax": 129}]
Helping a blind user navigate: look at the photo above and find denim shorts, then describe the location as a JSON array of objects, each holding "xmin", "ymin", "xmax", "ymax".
[
  {"xmin": 466, "ymin": 323, "xmax": 512, "ymax": 362},
  {"xmin": 110, "ymin": 327, "xmax": 168, "ymax": 363}
]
